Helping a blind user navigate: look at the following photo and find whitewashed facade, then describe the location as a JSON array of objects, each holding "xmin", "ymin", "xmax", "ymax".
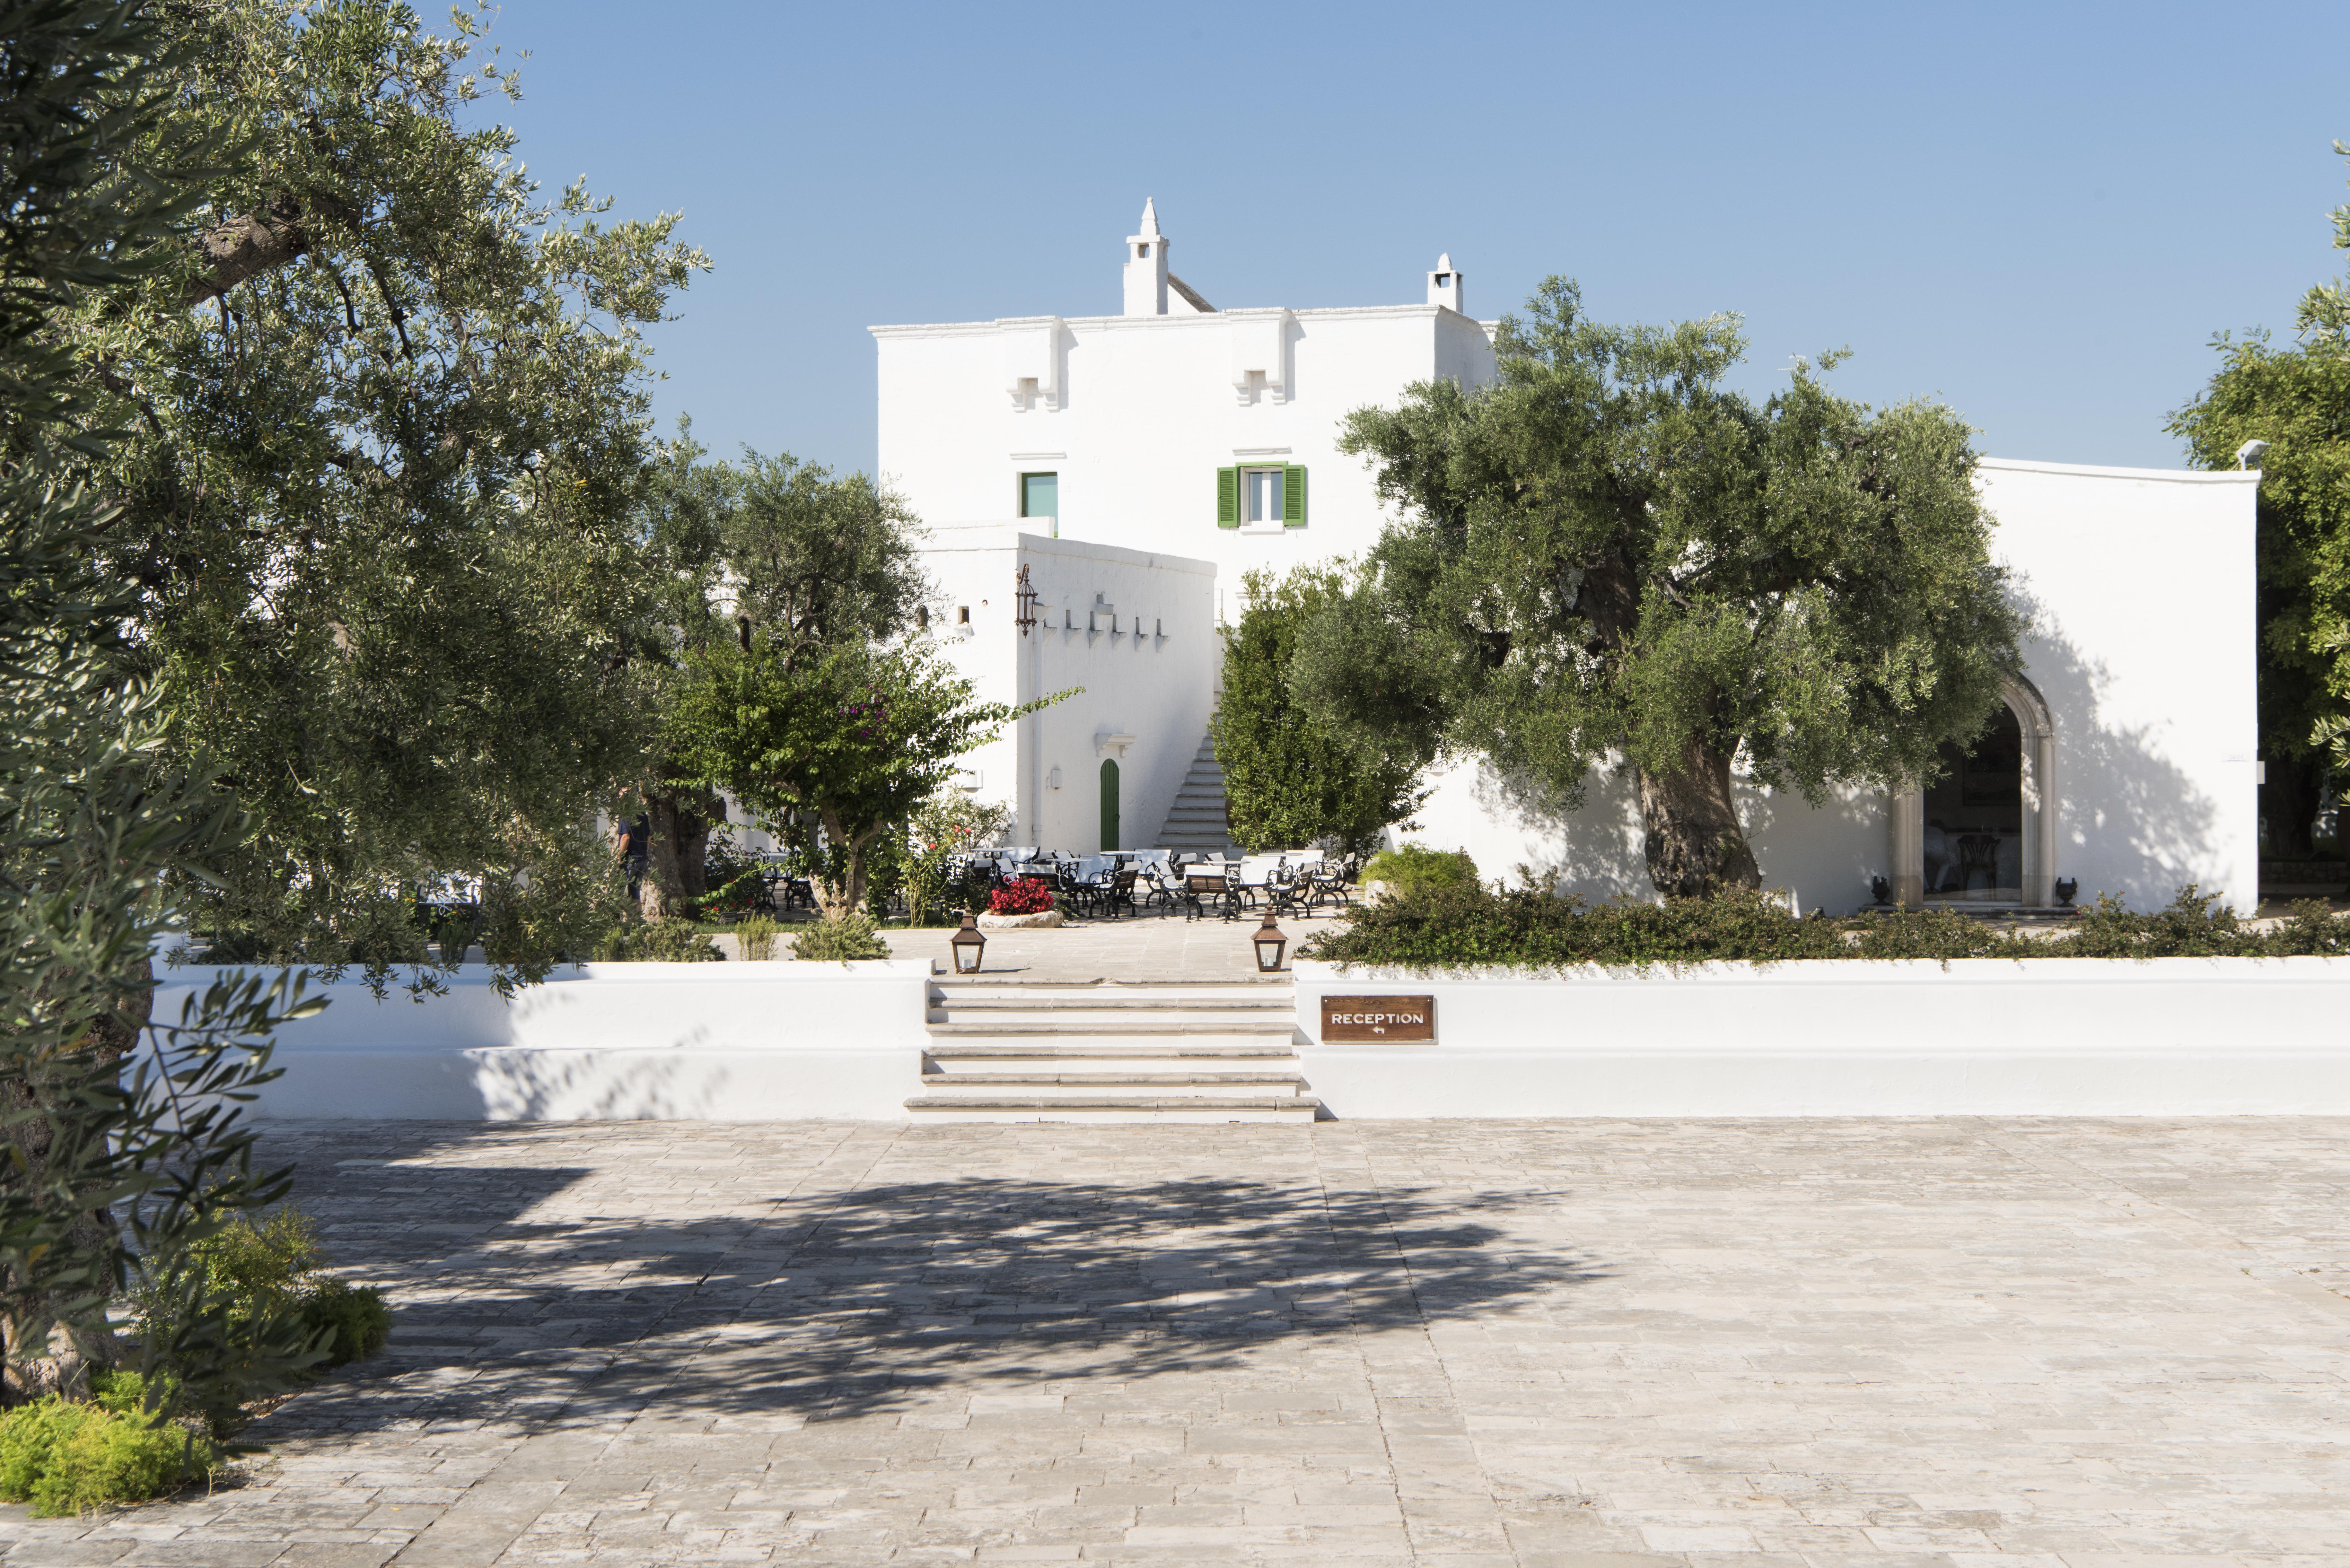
[{"xmin": 873, "ymin": 203, "xmax": 2262, "ymax": 913}]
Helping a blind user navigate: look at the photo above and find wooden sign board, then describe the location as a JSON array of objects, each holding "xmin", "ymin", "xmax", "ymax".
[{"xmin": 1320, "ymin": 995, "xmax": 1436, "ymax": 1043}]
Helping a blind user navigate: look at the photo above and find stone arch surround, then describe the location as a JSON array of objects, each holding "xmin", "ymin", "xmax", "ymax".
[{"xmin": 1888, "ymin": 673, "xmax": 2058, "ymax": 908}]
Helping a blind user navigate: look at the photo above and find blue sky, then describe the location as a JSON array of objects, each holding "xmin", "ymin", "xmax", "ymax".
[{"xmin": 480, "ymin": 0, "xmax": 2350, "ymax": 481}]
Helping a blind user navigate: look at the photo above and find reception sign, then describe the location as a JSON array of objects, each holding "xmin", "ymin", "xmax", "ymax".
[{"xmin": 1320, "ymin": 995, "xmax": 1436, "ymax": 1043}]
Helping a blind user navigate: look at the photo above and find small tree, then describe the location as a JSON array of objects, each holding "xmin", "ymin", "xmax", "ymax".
[
  {"xmin": 903, "ymin": 787, "xmax": 1011, "ymax": 927},
  {"xmin": 1212, "ymin": 563, "xmax": 1425, "ymax": 854},
  {"xmin": 1300, "ymin": 278, "xmax": 2025, "ymax": 897},
  {"xmin": 674, "ymin": 638, "xmax": 1061, "ymax": 918},
  {"xmin": 628, "ymin": 436, "xmax": 931, "ymax": 919}
]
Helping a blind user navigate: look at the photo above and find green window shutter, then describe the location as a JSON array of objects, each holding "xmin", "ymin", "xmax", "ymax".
[
  {"xmin": 1216, "ymin": 466, "xmax": 1238, "ymax": 527},
  {"xmin": 1282, "ymin": 464, "xmax": 1307, "ymax": 526}
]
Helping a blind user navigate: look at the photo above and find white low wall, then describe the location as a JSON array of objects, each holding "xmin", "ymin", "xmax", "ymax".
[
  {"xmin": 1294, "ymin": 957, "xmax": 2350, "ymax": 1117},
  {"xmin": 149, "ymin": 960, "xmax": 931, "ymax": 1121}
]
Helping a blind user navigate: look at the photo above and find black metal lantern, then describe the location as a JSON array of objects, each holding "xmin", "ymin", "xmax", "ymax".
[
  {"xmin": 951, "ymin": 911, "xmax": 986, "ymax": 975},
  {"xmin": 1252, "ymin": 912, "xmax": 1287, "ymax": 973},
  {"xmin": 1014, "ymin": 563, "xmax": 1038, "ymax": 637}
]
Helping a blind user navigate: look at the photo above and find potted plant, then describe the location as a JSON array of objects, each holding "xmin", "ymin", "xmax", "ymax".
[{"xmin": 978, "ymin": 875, "xmax": 1062, "ymax": 929}]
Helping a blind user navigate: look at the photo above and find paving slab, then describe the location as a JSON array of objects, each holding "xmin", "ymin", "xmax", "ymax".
[{"xmin": 6, "ymin": 1119, "xmax": 2350, "ymax": 1565}]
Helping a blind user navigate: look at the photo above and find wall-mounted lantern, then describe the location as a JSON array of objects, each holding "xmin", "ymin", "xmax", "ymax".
[
  {"xmin": 1014, "ymin": 564, "xmax": 1038, "ymax": 637},
  {"xmin": 1252, "ymin": 912, "xmax": 1287, "ymax": 973},
  {"xmin": 951, "ymin": 912, "xmax": 986, "ymax": 975}
]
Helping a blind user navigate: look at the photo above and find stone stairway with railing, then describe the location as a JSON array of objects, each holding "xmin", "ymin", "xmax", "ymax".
[
  {"xmin": 1155, "ymin": 731, "xmax": 1239, "ymax": 855},
  {"xmin": 906, "ymin": 979, "xmax": 1317, "ymax": 1123}
]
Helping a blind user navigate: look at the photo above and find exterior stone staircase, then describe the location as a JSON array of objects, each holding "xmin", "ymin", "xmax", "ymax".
[
  {"xmin": 906, "ymin": 979, "xmax": 1317, "ymax": 1123},
  {"xmin": 1155, "ymin": 731, "xmax": 1238, "ymax": 855}
]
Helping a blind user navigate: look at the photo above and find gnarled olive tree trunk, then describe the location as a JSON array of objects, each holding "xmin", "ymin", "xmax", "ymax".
[
  {"xmin": 636, "ymin": 786, "xmax": 725, "ymax": 921},
  {"xmin": 1635, "ymin": 738, "xmax": 1762, "ymax": 899},
  {"xmin": 1, "ymin": 971, "xmax": 149, "ymax": 1405}
]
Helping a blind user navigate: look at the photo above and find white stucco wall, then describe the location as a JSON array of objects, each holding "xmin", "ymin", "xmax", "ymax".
[
  {"xmin": 921, "ymin": 525, "xmax": 1217, "ymax": 850},
  {"xmin": 1405, "ymin": 459, "xmax": 2261, "ymax": 915},
  {"xmin": 1294, "ymin": 957, "xmax": 2350, "ymax": 1116},
  {"xmin": 151, "ymin": 961, "xmax": 930, "ymax": 1120},
  {"xmin": 874, "ymin": 302, "xmax": 1495, "ymax": 607}
]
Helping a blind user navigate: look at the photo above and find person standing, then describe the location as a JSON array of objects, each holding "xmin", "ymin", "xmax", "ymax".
[{"xmin": 614, "ymin": 810, "xmax": 650, "ymax": 901}]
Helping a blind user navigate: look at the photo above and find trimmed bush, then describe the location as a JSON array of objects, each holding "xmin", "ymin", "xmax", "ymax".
[
  {"xmin": 1299, "ymin": 884, "xmax": 2350, "ymax": 971},
  {"xmin": 127, "ymin": 1205, "xmax": 393, "ymax": 1437},
  {"xmin": 0, "ymin": 1380, "xmax": 218, "ymax": 1516},
  {"xmin": 300, "ymin": 1279, "xmax": 392, "ymax": 1368},
  {"xmin": 791, "ymin": 911, "xmax": 890, "ymax": 961},
  {"xmin": 733, "ymin": 914, "xmax": 782, "ymax": 961},
  {"xmin": 591, "ymin": 918, "xmax": 725, "ymax": 962},
  {"xmin": 1360, "ymin": 844, "xmax": 1479, "ymax": 899}
]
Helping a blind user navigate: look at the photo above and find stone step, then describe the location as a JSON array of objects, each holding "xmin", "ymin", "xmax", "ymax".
[
  {"xmin": 937, "ymin": 996, "xmax": 1292, "ymax": 1013},
  {"xmin": 917, "ymin": 1072, "xmax": 1310, "ymax": 1099},
  {"xmin": 903, "ymin": 1094, "xmax": 1323, "ymax": 1123},
  {"xmin": 932, "ymin": 1013, "xmax": 1293, "ymax": 1031},
  {"xmin": 927, "ymin": 1022, "xmax": 1298, "ymax": 1042},
  {"xmin": 926, "ymin": 982, "xmax": 1288, "ymax": 1006},
  {"xmin": 926, "ymin": 1045, "xmax": 1300, "ymax": 1068}
]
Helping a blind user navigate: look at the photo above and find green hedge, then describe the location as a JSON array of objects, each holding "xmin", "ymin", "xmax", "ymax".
[{"xmin": 1299, "ymin": 884, "xmax": 2350, "ymax": 971}]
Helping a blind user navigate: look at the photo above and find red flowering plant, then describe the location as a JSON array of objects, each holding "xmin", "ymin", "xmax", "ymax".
[{"xmin": 986, "ymin": 876, "xmax": 1055, "ymax": 915}]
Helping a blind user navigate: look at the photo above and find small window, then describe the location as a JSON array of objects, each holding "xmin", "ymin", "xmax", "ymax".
[
  {"xmin": 1136, "ymin": 244, "xmax": 1149, "ymax": 259},
  {"xmin": 956, "ymin": 605, "xmax": 970, "ymax": 625},
  {"xmin": 1020, "ymin": 472, "xmax": 1058, "ymax": 520},
  {"xmin": 1243, "ymin": 467, "xmax": 1285, "ymax": 525},
  {"xmin": 916, "ymin": 605, "xmax": 929, "ymax": 630}
]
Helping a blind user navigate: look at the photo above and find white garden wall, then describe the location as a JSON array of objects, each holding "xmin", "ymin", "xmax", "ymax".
[
  {"xmin": 1293, "ymin": 957, "xmax": 2350, "ymax": 1118},
  {"xmin": 149, "ymin": 961, "xmax": 930, "ymax": 1121}
]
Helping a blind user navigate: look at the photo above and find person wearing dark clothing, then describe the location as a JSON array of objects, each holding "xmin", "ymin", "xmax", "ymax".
[{"xmin": 615, "ymin": 812, "xmax": 650, "ymax": 900}]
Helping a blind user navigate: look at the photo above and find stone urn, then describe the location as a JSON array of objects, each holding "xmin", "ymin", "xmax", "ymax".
[{"xmin": 977, "ymin": 909, "xmax": 1063, "ymax": 930}]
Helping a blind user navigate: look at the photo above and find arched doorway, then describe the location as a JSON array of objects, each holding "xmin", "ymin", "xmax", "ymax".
[
  {"xmin": 1099, "ymin": 758, "xmax": 1120, "ymax": 851},
  {"xmin": 1888, "ymin": 676, "xmax": 2056, "ymax": 907}
]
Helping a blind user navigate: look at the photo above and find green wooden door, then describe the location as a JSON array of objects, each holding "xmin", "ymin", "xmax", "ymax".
[{"xmin": 1099, "ymin": 759, "xmax": 1119, "ymax": 851}]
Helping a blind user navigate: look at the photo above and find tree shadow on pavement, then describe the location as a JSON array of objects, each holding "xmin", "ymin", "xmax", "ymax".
[{"xmin": 258, "ymin": 1136, "xmax": 1609, "ymax": 1438}]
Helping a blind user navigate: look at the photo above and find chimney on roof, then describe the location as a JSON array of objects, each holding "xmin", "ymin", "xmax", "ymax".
[
  {"xmin": 1124, "ymin": 199, "xmax": 1170, "ymax": 317},
  {"xmin": 1426, "ymin": 252, "xmax": 1463, "ymax": 314}
]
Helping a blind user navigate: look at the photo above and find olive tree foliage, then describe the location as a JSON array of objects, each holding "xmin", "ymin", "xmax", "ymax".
[
  {"xmin": 51, "ymin": 0, "xmax": 707, "ymax": 983},
  {"xmin": 3, "ymin": 0, "xmax": 319, "ymax": 1417},
  {"xmin": 2168, "ymin": 144, "xmax": 2350, "ymax": 855},
  {"xmin": 1296, "ymin": 278, "xmax": 2024, "ymax": 897},
  {"xmin": 1211, "ymin": 563, "xmax": 1425, "ymax": 856},
  {"xmin": 624, "ymin": 431, "xmax": 930, "ymax": 918}
]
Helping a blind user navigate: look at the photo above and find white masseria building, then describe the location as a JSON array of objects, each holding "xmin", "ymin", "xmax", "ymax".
[{"xmin": 873, "ymin": 202, "xmax": 2261, "ymax": 915}]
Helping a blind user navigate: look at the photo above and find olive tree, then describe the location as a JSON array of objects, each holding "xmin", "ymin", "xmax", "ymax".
[
  {"xmin": 3, "ymin": 0, "xmax": 318, "ymax": 1417},
  {"xmin": 1298, "ymin": 278, "xmax": 2024, "ymax": 896},
  {"xmin": 53, "ymin": 0, "xmax": 707, "ymax": 981},
  {"xmin": 627, "ymin": 435, "xmax": 931, "ymax": 918},
  {"xmin": 1212, "ymin": 562, "xmax": 1424, "ymax": 855},
  {"xmin": 2168, "ymin": 143, "xmax": 2350, "ymax": 854}
]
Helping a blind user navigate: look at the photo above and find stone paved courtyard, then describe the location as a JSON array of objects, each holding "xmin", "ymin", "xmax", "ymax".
[{"xmin": 7, "ymin": 1119, "xmax": 2350, "ymax": 1567}]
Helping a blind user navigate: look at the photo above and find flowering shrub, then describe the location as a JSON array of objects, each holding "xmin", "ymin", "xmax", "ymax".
[{"xmin": 987, "ymin": 876, "xmax": 1055, "ymax": 915}]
